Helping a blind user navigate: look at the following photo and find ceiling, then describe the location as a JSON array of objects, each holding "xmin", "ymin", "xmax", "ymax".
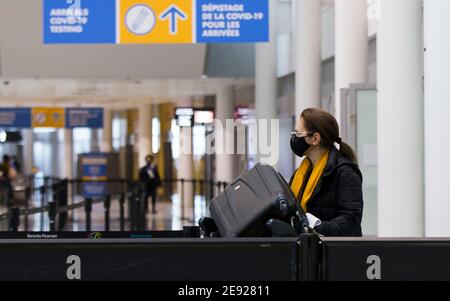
[{"xmin": 0, "ymin": 78, "xmax": 254, "ymax": 109}]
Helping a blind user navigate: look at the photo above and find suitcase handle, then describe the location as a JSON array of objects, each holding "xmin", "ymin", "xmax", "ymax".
[{"xmin": 277, "ymin": 197, "xmax": 290, "ymax": 217}]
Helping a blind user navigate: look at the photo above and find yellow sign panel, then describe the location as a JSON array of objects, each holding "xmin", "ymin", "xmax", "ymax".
[
  {"xmin": 32, "ymin": 108, "xmax": 65, "ymax": 128},
  {"xmin": 120, "ymin": 0, "xmax": 193, "ymax": 44}
]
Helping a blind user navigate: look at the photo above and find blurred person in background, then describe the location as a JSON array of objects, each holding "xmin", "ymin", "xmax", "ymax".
[
  {"xmin": 0, "ymin": 155, "xmax": 14, "ymax": 206},
  {"xmin": 139, "ymin": 155, "xmax": 161, "ymax": 214}
]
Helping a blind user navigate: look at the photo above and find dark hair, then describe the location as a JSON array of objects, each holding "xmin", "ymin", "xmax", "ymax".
[
  {"xmin": 145, "ymin": 155, "xmax": 154, "ymax": 161},
  {"xmin": 301, "ymin": 108, "xmax": 358, "ymax": 163},
  {"xmin": 3, "ymin": 155, "xmax": 10, "ymax": 162}
]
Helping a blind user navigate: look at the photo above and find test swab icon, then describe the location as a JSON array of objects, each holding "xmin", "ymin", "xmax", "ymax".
[
  {"xmin": 125, "ymin": 5, "xmax": 156, "ymax": 35},
  {"xmin": 131, "ymin": 8, "xmax": 149, "ymax": 32}
]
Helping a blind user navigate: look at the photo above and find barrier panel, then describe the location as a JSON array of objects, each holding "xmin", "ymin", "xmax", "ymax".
[
  {"xmin": 319, "ymin": 237, "xmax": 450, "ymax": 281},
  {"xmin": 0, "ymin": 238, "xmax": 298, "ymax": 281},
  {"xmin": 0, "ymin": 230, "xmax": 450, "ymax": 280}
]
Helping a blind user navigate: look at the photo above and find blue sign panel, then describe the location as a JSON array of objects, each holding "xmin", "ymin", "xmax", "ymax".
[
  {"xmin": 81, "ymin": 154, "xmax": 108, "ymax": 198},
  {"xmin": 0, "ymin": 108, "xmax": 32, "ymax": 129},
  {"xmin": 43, "ymin": 0, "xmax": 116, "ymax": 44},
  {"xmin": 82, "ymin": 183, "xmax": 107, "ymax": 198},
  {"xmin": 66, "ymin": 108, "xmax": 104, "ymax": 128},
  {"xmin": 196, "ymin": 0, "xmax": 269, "ymax": 43}
]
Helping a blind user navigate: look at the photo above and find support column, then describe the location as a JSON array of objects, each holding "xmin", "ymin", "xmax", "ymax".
[
  {"xmin": 100, "ymin": 109, "xmax": 113, "ymax": 153},
  {"xmin": 255, "ymin": 0, "xmax": 277, "ymax": 166},
  {"xmin": 377, "ymin": 0, "xmax": 424, "ymax": 237},
  {"xmin": 335, "ymin": 0, "xmax": 368, "ymax": 125},
  {"xmin": 215, "ymin": 86, "xmax": 237, "ymax": 184},
  {"xmin": 22, "ymin": 130, "xmax": 33, "ymax": 176},
  {"xmin": 126, "ymin": 109, "xmax": 139, "ymax": 180},
  {"xmin": 177, "ymin": 98, "xmax": 194, "ymax": 211},
  {"xmin": 159, "ymin": 103, "xmax": 175, "ymax": 196},
  {"xmin": 424, "ymin": 0, "xmax": 450, "ymax": 237},
  {"xmin": 91, "ymin": 129, "xmax": 100, "ymax": 152},
  {"xmin": 63, "ymin": 129, "xmax": 73, "ymax": 179},
  {"xmin": 138, "ymin": 104, "xmax": 153, "ymax": 168},
  {"xmin": 295, "ymin": 0, "xmax": 322, "ymax": 116}
]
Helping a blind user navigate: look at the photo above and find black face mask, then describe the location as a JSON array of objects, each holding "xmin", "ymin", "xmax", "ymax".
[{"xmin": 290, "ymin": 134, "xmax": 311, "ymax": 158}]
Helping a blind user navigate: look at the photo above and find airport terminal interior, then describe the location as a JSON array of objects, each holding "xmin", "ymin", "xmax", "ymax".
[
  {"xmin": 0, "ymin": 0, "xmax": 450, "ymax": 283},
  {"xmin": 0, "ymin": 0, "xmax": 449, "ymax": 237}
]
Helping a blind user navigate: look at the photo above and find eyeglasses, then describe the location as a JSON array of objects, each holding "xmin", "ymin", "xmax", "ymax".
[{"xmin": 291, "ymin": 130, "xmax": 314, "ymax": 138}]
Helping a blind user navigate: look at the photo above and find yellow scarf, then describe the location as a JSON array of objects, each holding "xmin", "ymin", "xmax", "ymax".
[{"xmin": 290, "ymin": 150, "xmax": 330, "ymax": 212}]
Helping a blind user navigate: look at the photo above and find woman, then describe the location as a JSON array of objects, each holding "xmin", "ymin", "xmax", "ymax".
[{"xmin": 290, "ymin": 108, "xmax": 363, "ymax": 237}]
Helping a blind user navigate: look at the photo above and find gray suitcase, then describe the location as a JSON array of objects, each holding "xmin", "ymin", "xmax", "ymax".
[{"xmin": 209, "ymin": 164, "xmax": 300, "ymax": 237}]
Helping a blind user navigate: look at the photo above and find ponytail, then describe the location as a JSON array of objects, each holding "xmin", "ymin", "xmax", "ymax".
[
  {"xmin": 339, "ymin": 141, "xmax": 358, "ymax": 164},
  {"xmin": 301, "ymin": 108, "xmax": 358, "ymax": 164}
]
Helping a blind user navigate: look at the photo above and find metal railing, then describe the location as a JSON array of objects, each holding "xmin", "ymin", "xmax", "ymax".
[{"xmin": 0, "ymin": 177, "xmax": 229, "ymax": 232}]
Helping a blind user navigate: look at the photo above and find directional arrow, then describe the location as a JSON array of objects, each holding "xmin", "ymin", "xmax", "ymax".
[{"xmin": 159, "ymin": 5, "xmax": 187, "ymax": 35}]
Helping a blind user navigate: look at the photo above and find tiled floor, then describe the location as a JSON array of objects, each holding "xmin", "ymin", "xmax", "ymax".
[{"xmin": 0, "ymin": 193, "xmax": 210, "ymax": 232}]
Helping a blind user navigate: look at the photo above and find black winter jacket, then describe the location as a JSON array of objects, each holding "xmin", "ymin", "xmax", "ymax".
[
  {"xmin": 289, "ymin": 147, "xmax": 364, "ymax": 237},
  {"xmin": 139, "ymin": 165, "xmax": 161, "ymax": 193}
]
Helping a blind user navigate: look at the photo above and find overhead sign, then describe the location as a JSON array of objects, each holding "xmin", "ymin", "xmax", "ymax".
[
  {"xmin": 66, "ymin": 108, "xmax": 104, "ymax": 128},
  {"xmin": 0, "ymin": 108, "xmax": 32, "ymax": 129},
  {"xmin": 196, "ymin": 0, "xmax": 269, "ymax": 43},
  {"xmin": 120, "ymin": 0, "xmax": 193, "ymax": 44},
  {"xmin": 43, "ymin": 0, "xmax": 269, "ymax": 44},
  {"xmin": 194, "ymin": 110, "xmax": 214, "ymax": 124},
  {"xmin": 43, "ymin": 0, "xmax": 117, "ymax": 44},
  {"xmin": 32, "ymin": 108, "xmax": 65, "ymax": 128},
  {"xmin": 0, "ymin": 108, "xmax": 104, "ymax": 129},
  {"xmin": 234, "ymin": 106, "xmax": 254, "ymax": 121},
  {"xmin": 175, "ymin": 107, "xmax": 194, "ymax": 127},
  {"xmin": 0, "ymin": 131, "xmax": 23, "ymax": 143}
]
